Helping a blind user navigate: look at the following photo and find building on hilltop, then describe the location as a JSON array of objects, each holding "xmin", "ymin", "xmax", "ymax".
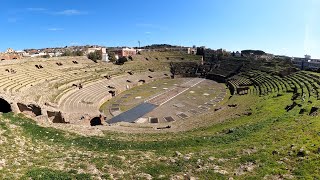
[
  {"xmin": 87, "ymin": 47, "xmax": 109, "ymax": 62},
  {"xmin": 260, "ymin": 54, "xmax": 275, "ymax": 61},
  {"xmin": 110, "ymin": 47, "xmax": 137, "ymax": 58},
  {"xmin": 291, "ymin": 55, "xmax": 320, "ymax": 71},
  {"xmin": 87, "ymin": 47, "xmax": 103, "ymax": 54},
  {"xmin": 6, "ymin": 48, "xmax": 15, "ymax": 54}
]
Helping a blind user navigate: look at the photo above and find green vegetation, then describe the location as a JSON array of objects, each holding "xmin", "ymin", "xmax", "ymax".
[
  {"xmin": 108, "ymin": 52, "xmax": 117, "ymax": 63},
  {"xmin": 62, "ymin": 50, "xmax": 84, "ymax": 57},
  {"xmin": 115, "ymin": 56, "xmax": 128, "ymax": 65},
  {"xmin": 87, "ymin": 50, "xmax": 102, "ymax": 62},
  {"xmin": 241, "ymin": 50, "xmax": 265, "ymax": 56},
  {"xmin": 1, "ymin": 88, "xmax": 320, "ymax": 178},
  {"xmin": 0, "ymin": 55, "xmax": 319, "ymax": 179}
]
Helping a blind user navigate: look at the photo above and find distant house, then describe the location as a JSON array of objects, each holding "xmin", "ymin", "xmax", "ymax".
[
  {"xmin": 87, "ymin": 47, "xmax": 102, "ymax": 54},
  {"xmin": 87, "ymin": 47, "xmax": 109, "ymax": 62},
  {"xmin": 48, "ymin": 53, "xmax": 55, "ymax": 57},
  {"xmin": 292, "ymin": 55, "xmax": 320, "ymax": 70},
  {"xmin": 15, "ymin": 50, "xmax": 27, "ymax": 56},
  {"xmin": 259, "ymin": 54, "xmax": 274, "ymax": 61},
  {"xmin": 274, "ymin": 55, "xmax": 290, "ymax": 60},
  {"xmin": 111, "ymin": 48, "xmax": 137, "ymax": 58},
  {"xmin": 54, "ymin": 52, "xmax": 63, "ymax": 57},
  {"xmin": 6, "ymin": 48, "xmax": 15, "ymax": 54}
]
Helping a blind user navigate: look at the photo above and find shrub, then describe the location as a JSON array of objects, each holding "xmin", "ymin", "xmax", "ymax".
[
  {"xmin": 116, "ymin": 56, "xmax": 128, "ymax": 65},
  {"xmin": 87, "ymin": 50, "xmax": 102, "ymax": 62},
  {"xmin": 42, "ymin": 54, "xmax": 50, "ymax": 58},
  {"xmin": 108, "ymin": 52, "xmax": 117, "ymax": 62},
  {"xmin": 74, "ymin": 50, "xmax": 84, "ymax": 56},
  {"xmin": 62, "ymin": 50, "xmax": 84, "ymax": 57},
  {"xmin": 61, "ymin": 50, "xmax": 73, "ymax": 56}
]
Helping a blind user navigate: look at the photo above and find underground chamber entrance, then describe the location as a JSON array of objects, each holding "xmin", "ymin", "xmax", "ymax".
[
  {"xmin": 0, "ymin": 98, "xmax": 12, "ymax": 113},
  {"xmin": 90, "ymin": 117, "xmax": 103, "ymax": 126}
]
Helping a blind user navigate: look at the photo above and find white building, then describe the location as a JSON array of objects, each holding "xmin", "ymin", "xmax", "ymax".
[{"xmin": 6, "ymin": 48, "xmax": 15, "ymax": 54}]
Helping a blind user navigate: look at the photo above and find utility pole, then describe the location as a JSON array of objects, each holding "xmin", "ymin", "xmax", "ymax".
[{"xmin": 138, "ymin": 41, "xmax": 141, "ymax": 49}]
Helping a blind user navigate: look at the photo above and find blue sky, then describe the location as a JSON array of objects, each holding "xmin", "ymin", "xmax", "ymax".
[{"xmin": 0, "ymin": 0, "xmax": 319, "ymax": 58}]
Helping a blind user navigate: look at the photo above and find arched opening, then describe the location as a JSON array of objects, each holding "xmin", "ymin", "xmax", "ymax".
[
  {"xmin": 0, "ymin": 98, "xmax": 12, "ymax": 113},
  {"xmin": 47, "ymin": 111, "xmax": 67, "ymax": 123},
  {"xmin": 17, "ymin": 103, "xmax": 42, "ymax": 116},
  {"xmin": 90, "ymin": 117, "xmax": 103, "ymax": 126}
]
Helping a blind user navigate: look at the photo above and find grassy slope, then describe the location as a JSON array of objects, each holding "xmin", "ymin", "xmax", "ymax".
[{"xmin": 1, "ymin": 91, "xmax": 319, "ymax": 179}]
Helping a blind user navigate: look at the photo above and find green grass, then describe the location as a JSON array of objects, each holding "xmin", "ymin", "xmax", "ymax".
[
  {"xmin": 22, "ymin": 168, "xmax": 92, "ymax": 180},
  {"xmin": 1, "ymin": 88, "xmax": 320, "ymax": 179}
]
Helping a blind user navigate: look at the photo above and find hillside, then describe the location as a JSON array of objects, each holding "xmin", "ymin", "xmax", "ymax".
[
  {"xmin": 1, "ymin": 88, "xmax": 319, "ymax": 179},
  {"xmin": 0, "ymin": 56, "xmax": 319, "ymax": 179}
]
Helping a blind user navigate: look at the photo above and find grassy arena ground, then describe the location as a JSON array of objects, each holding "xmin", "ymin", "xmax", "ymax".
[{"xmin": 1, "ymin": 92, "xmax": 319, "ymax": 179}]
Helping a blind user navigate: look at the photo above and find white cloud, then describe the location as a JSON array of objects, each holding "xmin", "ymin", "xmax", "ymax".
[
  {"xmin": 48, "ymin": 28, "xmax": 64, "ymax": 31},
  {"xmin": 26, "ymin": 8, "xmax": 47, "ymax": 12},
  {"xmin": 55, "ymin": 9, "xmax": 87, "ymax": 15}
]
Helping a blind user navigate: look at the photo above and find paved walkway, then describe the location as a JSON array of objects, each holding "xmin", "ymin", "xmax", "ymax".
[{"xmin": 108, "ymin": 103, "xmax": 157, "ymax": 124}]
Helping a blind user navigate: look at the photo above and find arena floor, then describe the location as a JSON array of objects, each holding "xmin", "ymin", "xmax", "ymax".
[{"xmin": 101, "ymin": 78, "xmax": 227, "ymax": 124}]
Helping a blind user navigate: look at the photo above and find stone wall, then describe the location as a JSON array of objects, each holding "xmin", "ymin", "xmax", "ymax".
[{"xmin": 0, "ymin": 53, "xmax": 22, "ymax": 60}]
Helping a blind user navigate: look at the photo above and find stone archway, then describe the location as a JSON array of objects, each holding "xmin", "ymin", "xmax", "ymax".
[
  {"xmin": 0, "ymin": 98, "xmax": 12, "ymax": 113},
  {"xmin": 90, "ymin": 117, "xmax": 103, "ymax": 126}
]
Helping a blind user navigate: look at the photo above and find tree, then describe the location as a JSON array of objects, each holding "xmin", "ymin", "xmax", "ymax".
[
  {"xmin": 241, "ymin": 50, "xmax": 265, "ymax": 56},
  {"xmin": 74, "ymin": 50, "xmax": 84, "ymax": 56},
  {"xmin": 87, "ymin": 50, "xmax": 102, "ymax": 62},
  {"xmin": 108, "ymin": 52, "xmax": 117, "ymax": 63},
  {"xmin": 61, "ymin": 50, "xmax": 72, "ymax": 56},
  {"xmin": 217, "ymin": 52, "xmax": 223, "ymax": 61}
]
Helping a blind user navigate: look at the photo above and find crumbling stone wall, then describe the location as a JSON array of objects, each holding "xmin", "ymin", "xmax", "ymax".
[
  {"xmin": 47, "ymin": 111, "xmax": 67, "ymax": 123},
  {"xmin": 17, "ymin": 103, "xmax": 42, "ymax": 116}
]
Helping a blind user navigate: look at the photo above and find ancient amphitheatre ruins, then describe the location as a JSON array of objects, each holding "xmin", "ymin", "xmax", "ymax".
[
  {"xmin": 0, "ymin": 48, "xmax": 320, "ymax": 179},
  {"xmin": 0, "ymin": 50, "xmax": 319, "ymax": 136},
  {"xmin": 0, "ymin": 52, "xmax": 221, "ymax": 134}
]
